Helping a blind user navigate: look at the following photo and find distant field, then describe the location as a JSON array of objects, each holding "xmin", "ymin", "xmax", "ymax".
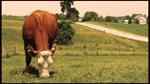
[
  {"xmin": 2, "ymin": 17, "xmax": 148, "ymax": 83},
  {"xmin": 85, "ymin": 21, "xmax": 148, "ymax": 37}
]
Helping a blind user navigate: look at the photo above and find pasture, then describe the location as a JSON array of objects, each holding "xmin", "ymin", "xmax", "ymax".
[
  {"xmin": 2, "ymin": 17, "xmax": 148, "ymax": 83},
  {"xmin": 85, "ymin": 21, "xmax": 148, "ymax": 37}
]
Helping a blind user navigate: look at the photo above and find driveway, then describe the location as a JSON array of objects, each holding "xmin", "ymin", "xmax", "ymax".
[{"xmin": 75, "ymin": 22, "xmax": 148, "ymax": 42}]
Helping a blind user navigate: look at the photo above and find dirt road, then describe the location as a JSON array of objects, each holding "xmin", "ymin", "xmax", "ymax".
[{"xmin": 75, "ymin": 22, "xmax": 148, "ymax": 42}]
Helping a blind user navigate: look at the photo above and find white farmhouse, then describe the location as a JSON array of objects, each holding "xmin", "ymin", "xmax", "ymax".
[{"xmin": 134, "ymin": 15, "xmax": 147, "ymax": 24}]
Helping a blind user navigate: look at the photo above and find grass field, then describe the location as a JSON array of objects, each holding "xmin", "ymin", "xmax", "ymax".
[
  {"xmin": 2, "ymin": 17, "xmax": 148, "ymax": 83},
  {"xmin": 85, "ymin": 21, "xmax": 148, "ymax": 37}
]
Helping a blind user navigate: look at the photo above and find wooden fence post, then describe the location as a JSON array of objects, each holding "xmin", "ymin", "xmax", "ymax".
[
  {"xmin": 119, "ymin": 45, "xmax": 120, "ymax": 55},
  {"xmin": 83, "ymin": 44, "xmax": 87, "ymax": 56},
  {"xmin": 96, "ymin": 43, "xmax": 99, "ymax": 56}
]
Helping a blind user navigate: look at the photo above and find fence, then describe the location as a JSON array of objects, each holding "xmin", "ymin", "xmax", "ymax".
[{"xmin": 55, "ymin": 43, "xmax": 141, "ymax": 56}]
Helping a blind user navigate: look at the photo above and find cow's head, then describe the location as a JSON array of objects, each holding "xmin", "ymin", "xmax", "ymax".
[
  {"xmin": 27, "ymin": 43, "xmax": 57, "ymax": 78},
  {"xmin": 37, "ymin": 50, "xmax": 53, "ymax": 78}
]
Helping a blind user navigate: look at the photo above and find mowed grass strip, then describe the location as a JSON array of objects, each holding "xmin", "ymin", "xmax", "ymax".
[
  {"xmin": 2, "ymin": 17, "xmax": 148, "ymax": 83},
  {"xmin": 85, "ymin": 21, "xmax": 148, "ymax": 37}
]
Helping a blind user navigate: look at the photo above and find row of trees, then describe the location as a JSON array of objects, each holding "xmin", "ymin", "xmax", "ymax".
[
  {"xmin": 57, "ymin": 10, "xmax": 148, "ymax": 23},
  {"xmin": 82, "ymin": 11, "xmax": 148, "ymax": 24},
  {"xmin": 57, "ymin": 11, "xmax": 147, "ymax": 23},
  {"xmin": 82, "ymin": 11, "xmax": 119, "ymax": 22}
]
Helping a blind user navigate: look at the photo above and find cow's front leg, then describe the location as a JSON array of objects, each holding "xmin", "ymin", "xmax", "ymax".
[{"xmin": 23, "ymin": 51, "xmax": 32, "ymax": 75}]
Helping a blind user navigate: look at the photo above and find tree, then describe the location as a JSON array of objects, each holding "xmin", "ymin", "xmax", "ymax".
[
  {"xmin": 147, "ymin": 16, "xmax": 148, "ymax": 24},
  {"xmin": 105, "ymin": 16, "xmax": 118, "ymax": 22},
  {"xmin": 135, "ymin": 19, "xmax": 139, "ymax": 24},
  {"xmin": 105, "ymin": 16, "xmax": 112, "ymax": 22},
  {"xmin": 60, "ymin": 1, "xmax": 74, "ymax": 13},
  {"xmin": 143, "ymin": 14, "xmax": 147, "ymax": 18},
  {"xmin": 82, "ymin": 11, "xmax": 99, "ymax": 21},
  {"xmin": 66, "ymin": 7, "xmax": 79, "ymax": 22},
  {"xmin": 60, "ymin": 1, "xmax": 79, "ymax": 22},
  {"xmin": 98, "ymin": 15, "xmax": 105, "ymax": 22},
  {"xmin": 131, "ymin": 13, "xmax": 137, "ymax": 19}
]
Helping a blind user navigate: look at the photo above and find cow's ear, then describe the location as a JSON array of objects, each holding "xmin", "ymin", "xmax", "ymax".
[
  {"xmin": 51, "ymin": 48, "xmax": 56, "ymax": 54},
  {"xmin": 52, "ymin": 43, "xmax": 57, "ymax": 50}
]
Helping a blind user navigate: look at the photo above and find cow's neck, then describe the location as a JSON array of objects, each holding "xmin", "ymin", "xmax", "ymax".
[{"xmin": 34, "ymin": 29, "xmax": 49, "ymax": 52}]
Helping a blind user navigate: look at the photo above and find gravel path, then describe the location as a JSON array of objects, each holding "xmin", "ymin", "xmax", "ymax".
[{"xmin": 75, "ymin": 22, "xmax": 148, "ymax": 42}]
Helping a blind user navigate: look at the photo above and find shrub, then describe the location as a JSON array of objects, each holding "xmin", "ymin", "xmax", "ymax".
[{"xmin": 55, "ymin": 21, "xmax": 75, "ymax": 45}]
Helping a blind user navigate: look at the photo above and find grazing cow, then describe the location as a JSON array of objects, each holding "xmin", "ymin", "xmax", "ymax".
[{"xmin": 22, "ymin": 10, "xmax": 58, "ymax": 77}]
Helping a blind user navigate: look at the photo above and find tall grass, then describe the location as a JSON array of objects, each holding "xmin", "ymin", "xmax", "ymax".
[{"xmin": 2, "ymin": 17, "xmax": 148, "ymax": 83}]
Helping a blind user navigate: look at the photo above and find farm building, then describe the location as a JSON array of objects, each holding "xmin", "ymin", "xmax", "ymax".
[
  {"xmin": 124, "ymin": 20, "xmax": 129, "ymax": 24},
  {"xmin": 134, "ymin": 15, "xmax": 147, "ymax": 24}
]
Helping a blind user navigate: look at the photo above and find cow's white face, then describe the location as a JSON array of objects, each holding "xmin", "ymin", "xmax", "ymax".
[{"xmin": 37, "ymin": 51, "xmax": 53, "ymax": 78}]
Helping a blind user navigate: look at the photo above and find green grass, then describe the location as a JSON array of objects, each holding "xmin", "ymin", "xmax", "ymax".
[
  {"xmin": 85, "ymin": 21, "xmax": 148, "ymax": 37},
  {"xmin": 2, "ymin": 17, "xmax": 148, "ymax": 83},
  {"xmin": 2, "ymin": 55, "xmax": 148, "ymax": 83}
]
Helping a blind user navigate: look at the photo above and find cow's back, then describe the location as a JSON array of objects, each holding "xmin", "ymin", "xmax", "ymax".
[{"xmin": 22, "ymin": 10, "xmax": 58, "ymax": 52}]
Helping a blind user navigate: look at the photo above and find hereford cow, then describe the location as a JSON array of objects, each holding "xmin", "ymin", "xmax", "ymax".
[{"xmin": 22, "ymin": 10, "xmax": 58, "ymax": 77}]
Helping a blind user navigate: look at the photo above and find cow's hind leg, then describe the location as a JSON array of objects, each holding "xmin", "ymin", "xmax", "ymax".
[{"xmin": 23, "ymin": 42, "xmax": 32, "ymax": 75}]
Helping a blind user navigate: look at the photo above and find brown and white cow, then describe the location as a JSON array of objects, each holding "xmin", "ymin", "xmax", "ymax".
[{"xmin": 22, "ymin": 10, "xmax": 58, "ymax": 77}]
